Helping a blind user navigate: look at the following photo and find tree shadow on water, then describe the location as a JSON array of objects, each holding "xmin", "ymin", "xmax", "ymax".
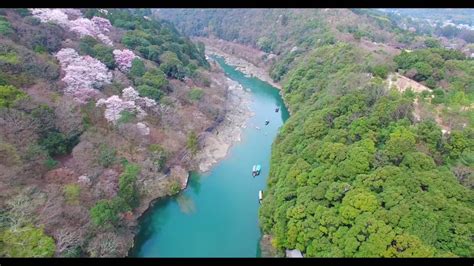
[
  {"xmin": 176, "ymin": 193, "xmax": 196, "ymax": 215},
  {"xmin": 188, "ymin": 172, "xmax": 202, "ymax": 195}
]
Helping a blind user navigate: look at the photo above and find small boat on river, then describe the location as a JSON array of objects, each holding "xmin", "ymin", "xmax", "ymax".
[
  {"xmin": 252, "ymin": 164, "xmax": 261, "ymax": 177},
  {"xmin": 259, "ymin": 190, "xmax": 263, "ymax": 204}
]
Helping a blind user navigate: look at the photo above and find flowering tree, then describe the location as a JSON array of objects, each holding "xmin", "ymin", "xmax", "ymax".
[
  {"xmin": 55, "ymin": 48, "xmax": 112, "ymax": 104},
  {"xmin": 96, "ymin": 95, "xmax": 141, "ymax": 124},
  {"xmin": 96, "ymin": 87, "xmax": 156, "ymax": 125},
  {"xmin": 29, "ymin": 8, "xmax": 70, "ymax": 27},
  {"xmin": 113, "ymin": 49, "xmax": 137, "ymax": 72},
  {"xmin": 122, "ymin": 86, "xmax": 157, "ymax": 108},
  {"xmin": 91, "ymin": 17, "xmax": 112, "ymax": 33},
  {"xmin": 29, "ymin": 9, "xmax": 113, "ymax": 46}
]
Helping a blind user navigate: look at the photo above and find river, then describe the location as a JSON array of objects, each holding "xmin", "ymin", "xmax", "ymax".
[{"xmin": 130, "ymin": 55, "xmax": 289, "ymax": 257}]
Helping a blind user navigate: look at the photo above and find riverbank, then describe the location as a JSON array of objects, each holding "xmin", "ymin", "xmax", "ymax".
[{"xmin": 194, "ymin": 76, "xmax": 253, "ymax": 173}]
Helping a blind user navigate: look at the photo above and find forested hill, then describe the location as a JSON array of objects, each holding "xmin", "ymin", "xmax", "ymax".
[
  {"xmin": 159, "ymin": 9, "xmax": 474, "ymax": 257},
  {"xmin": 0, "ymin": 8, "xmax": 226, "ymax": 257}
]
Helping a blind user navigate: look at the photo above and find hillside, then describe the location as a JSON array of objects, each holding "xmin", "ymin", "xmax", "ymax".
[
  {"xmin": 0, "ymin": 8, "xmax": 234, "ymax": 257},
  {"xmin": 158, "ymin": 8, "xmax": 474, "ymax": 257}
]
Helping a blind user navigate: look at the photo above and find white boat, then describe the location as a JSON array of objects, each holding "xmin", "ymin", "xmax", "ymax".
[{"xmin": 259, "ymin": 190, "xmax": 263, "ymax": 203}]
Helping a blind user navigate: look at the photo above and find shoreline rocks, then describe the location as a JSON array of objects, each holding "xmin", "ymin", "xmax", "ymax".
[{"xmin": 194, "ymin": 77, "xmax": 253, "ymax": 173}]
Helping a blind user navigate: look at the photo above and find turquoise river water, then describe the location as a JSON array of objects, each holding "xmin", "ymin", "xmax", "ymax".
[{"xmin": 130, "ymin": 56, "xmax": 289, "ymax": 257}]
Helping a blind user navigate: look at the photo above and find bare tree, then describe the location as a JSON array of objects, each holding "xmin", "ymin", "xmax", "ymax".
[
  {"xmin": 55, "ymin": 97, "xmax": 84, "ymax": 138},
  {"xmin": 0, "ymin": 109, "xmax": 38, "ymax": 149},
  {"xmin": 86, "ymin": 232, "xmax": 124, "ymax": 257},
  {"xmin": 54, "ymin": 227, "xmax": 82, "ymax": 254}
]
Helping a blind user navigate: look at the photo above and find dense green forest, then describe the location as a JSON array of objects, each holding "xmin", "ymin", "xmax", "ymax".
[{"xmin": 258, "ymin": 43, "xmax": 473, "ymax": 257}]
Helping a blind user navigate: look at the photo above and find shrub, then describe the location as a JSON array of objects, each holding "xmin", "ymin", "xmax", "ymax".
[
  {"xmin": 97, "ymin": 144, "xmax": 116, "ymax": 167},
  {"xmin": 44, "ymin": 157, "xmax": 58, "ymax": 170},
  {"xmin": 168, "ymin": 180, "xmax": 181, "ymax": 195},
  {"xmin": 0, "ymin": 18, "xmax": 13, "ymax": 36},
  {"xmin": 92, "ymin": 44, "xmax": 115, "ymax": 69},
  {"xmin": 0, "ymin": 225, "xmax": 55, "ymax": 257},
  {"xmin": 159, "ymin": 51, "xmax": 185, "ymax": 80},
  {"xmin": 186, "ymin": 131, "xmax": 199, "ymax": 155},
  {"xmin": 90, "ymin": 199, "xmax": 118, "ymax": 228},
  {"xmin": 63, "ymin": 184, "xmax": 81, "ymax": 205},
  {"xmin": 136, "ymin": 68, "xmax": 168, "ymax": 90},
  {"xmin": 0, "ymin": 85, "xmax": 27, "ymax": 108},
  {"xmin": 148, "ymin": 144, "xmax": 168, "ymax": 170},
  {"xmin": 188, "ymin": 87, "xmax": 204, "ymax": 102},
  {"xmin": 117, "ymin": 110, "xmax": 137, "ymax": 125},
  {"xmin": 137, "ymin": 85, "xmax": 163, "ymax": 101},
  {"xmin": 39, "ymin": 132, "xmax": 68, "ymax": 156},
  {"xmin": 130, "ymin": 58, "xmax": 145, "ymax": 77},
  {"xmin": 372, "ymin": 65, "xmax": 388, "ymax": 79}
]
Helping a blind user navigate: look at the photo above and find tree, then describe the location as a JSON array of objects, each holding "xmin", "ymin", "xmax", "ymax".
[
  {"xmin": 113, "ymin": 49, "xmax": 136, "ymax": 72},
  {"xmin": 130, "ymin": 58, "xmax": 145, "ymax": 77},
  {"xmin": 372, "ymin": 65, "xmax": 389, "ymax": 79},
  {"xmin": 93, "ymin": 44, "xmax": 115, "ymax": 69},
  {"xmin": 159, "ymin": 51, "xmax": 185, "ymax": 80},
  {"xmin": 0, "ymin": 225, "xmax": 56, "ymax": 257},
  {"xmin": 188, "ymin": 87, "xmax": 204, "ymax": 102},
  {"xmin": 383, "ymin": 234, "xmax": 436, "ymax": 257},
  {"xmin": 137, "ymin": 85, "xmax": 163, "ymax": 101},
  {"xmin": 424, "ymin": 38, "xmax": 441, "ymax": 48},
  {"xmin": 257, "ymin": 36, "xmax": 273, "ymax": 53},
  {"xmin": 384, "ymin": 127, "xmax": 416, "ymax": 164},
  {"xmin": 97, "ymin": 144, "xmax": 116, "ymax": 167},
  {"xmin": 90, "ymin": 200, "xmax": 118, "ymax": 228},
  {"xmin": 0, "ymin": 17, "xmax": 13, "ymax": 36},
  {"xmin": 118, "ymin": 163, "xmax": 140, "ymax": 209},
  {"xmin": 137, "ymin": 68, "xmax": 168, "ymax": 91},
  {"xmin": 445, "ymin": 131, "xmax": 470, "ymax": 160},
  {"xmin": 63, "ymin": 184, "xmax": 81, "ymax": 205},
  {"xmin": 413, "ymin": 62, "xmax": 433, "ymax": 81},
  {"xmin": 39, "ymin": 131, "xmax": 68, "ymax": 156},
  {"xmin": 0, "ymin": 85, "xmax": 27, "ymax": 108}
]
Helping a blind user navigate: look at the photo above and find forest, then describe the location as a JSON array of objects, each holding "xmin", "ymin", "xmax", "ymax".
[{"xmin": 258, "ymin": 39, "xmax": 473, "ymax": 258}]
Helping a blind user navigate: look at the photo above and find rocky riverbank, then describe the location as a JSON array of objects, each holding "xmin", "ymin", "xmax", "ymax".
[{"xmin": 194, "ymin": 76, "xmax": 253, "ymax": 173}]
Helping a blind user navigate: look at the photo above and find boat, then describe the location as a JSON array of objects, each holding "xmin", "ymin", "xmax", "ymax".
[
  {"xmin": 265, "ymin": 120, "xmax": 269, "ymax": 125},
  {"xmin": 252, "ymin": 164, "xmax": 262, "ymax": 177},
  {"xmin": 259, "ymin": 190, "xmax": 263, "ymax": 204},
  {"xmin": 275, "ymin": 107, "xmax": 279, "ymax": 112}
]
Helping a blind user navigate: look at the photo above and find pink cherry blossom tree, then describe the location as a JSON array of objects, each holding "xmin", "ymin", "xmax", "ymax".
[
  {"xmin": 29, "ymin": 9, "xmax": 113, "ymax": 46},
  {"xmin": 55, "ymin": 48, "xmax": 112, "ymax": 104},
  {"xmin": 113, "ymin": 49, "xmax": 137, "ymax": 72}
]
